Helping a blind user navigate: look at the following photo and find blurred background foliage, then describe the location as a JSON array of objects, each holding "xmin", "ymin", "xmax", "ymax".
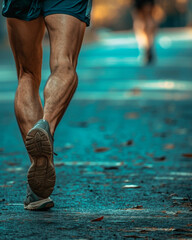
[{"xmin": 91, "ymin": 0, "xmax": 192, "ymax": 30}]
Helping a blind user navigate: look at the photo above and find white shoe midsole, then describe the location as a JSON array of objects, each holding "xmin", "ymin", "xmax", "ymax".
[{"xmin": 24, "ymin": 198, "xmax": 53, "ymax": 209}]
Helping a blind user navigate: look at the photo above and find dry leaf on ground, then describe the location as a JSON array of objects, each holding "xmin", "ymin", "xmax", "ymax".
[
  {"xmin": 94, "ymin": 147, "xmax": 110, "ymax": 153},
  {"xmin": 91, "ymin": 216, "xmax": 104, "ymax": 222}
]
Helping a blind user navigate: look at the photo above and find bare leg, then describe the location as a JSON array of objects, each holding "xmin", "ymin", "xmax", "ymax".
[
  {"xmin": 7, "ymin": 17, "xmax": 45, "ymax": 141},
  {"xmin": 133, "ymin": 4, "xmax": 156, "ymax": 63},
  {"xmin": 43, "ymin": 14, "xmax": 86, "ymax": 136}
]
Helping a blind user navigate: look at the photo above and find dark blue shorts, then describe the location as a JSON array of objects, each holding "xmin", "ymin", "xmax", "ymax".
[
  {"xmin": 2, "ymin": 0, "xmax": 92, "ymax": 26},
  {"xmin": 134, "ymin": 0, "xmax": 154, "ymax": 9}
]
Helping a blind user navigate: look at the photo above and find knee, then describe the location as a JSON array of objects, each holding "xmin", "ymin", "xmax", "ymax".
[
  {"xmin": 51, "ymin": 58, "xmax": 76, "ymax": 80},
  {"xmin": 51, "ymin": 57, "xmax": 75, "ymax": 74}
]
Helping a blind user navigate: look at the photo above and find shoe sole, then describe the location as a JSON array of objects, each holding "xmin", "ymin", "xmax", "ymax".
[
  {"xmin": 24, "ymin": 198, "xmax": 54, "ymax": 211},
  {"xmin": 25, "ymin": 128, "xmax": 56, "ymax": 199}
]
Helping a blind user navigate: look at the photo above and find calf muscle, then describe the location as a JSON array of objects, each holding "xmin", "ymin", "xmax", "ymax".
[{"xmin": 43, "ymin": 14, "xmax": 86, "ymax": 135}]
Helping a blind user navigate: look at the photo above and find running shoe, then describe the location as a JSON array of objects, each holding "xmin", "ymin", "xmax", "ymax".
[
  {"xmin": 25, "ymin": 119, "xmax": 56, "ymax": 198},
  {"xmin": 144, "ymin": 47, "xmax": 154, "ymax": 65},
  {"xmin": 24, "ymin": 184, "xmax": 54, "ymax": 210}
]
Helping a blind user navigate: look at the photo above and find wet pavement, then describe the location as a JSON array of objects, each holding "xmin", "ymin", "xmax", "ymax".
[{"xmin": 0, "ymin": 29, "xmax": 192, "ymax": 239}]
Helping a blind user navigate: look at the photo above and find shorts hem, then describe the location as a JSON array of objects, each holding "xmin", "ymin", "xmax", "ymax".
[
  {"xmin": 43, "ymin": 11, "xmax": 90, "ymax": 27},
  {"xmin": 2, "ymin": 13, "xmax": 40, "ymax": 21},
  {"xmin": 2, "ymin": 12, "xmax": 90, "ymax": 26}
]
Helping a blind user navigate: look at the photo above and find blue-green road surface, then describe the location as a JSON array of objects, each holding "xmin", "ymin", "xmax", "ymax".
[{"xmin": 0, "ymin": 29, "xmax": 192, "ymax": 239}]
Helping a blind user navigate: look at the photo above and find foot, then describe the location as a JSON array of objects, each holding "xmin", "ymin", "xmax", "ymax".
[
  {"xmin": 144, "ymin": 47, "xmax": 154, "ymax": 65},
  {"xmin": 24, "ymin": 184, "xmax": 54, "ymax": 210},
  {"xmin": 25, "ymin": 119, "xmax": 56, "ymax": 198}
]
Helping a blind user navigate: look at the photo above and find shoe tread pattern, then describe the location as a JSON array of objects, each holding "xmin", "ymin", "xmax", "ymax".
[{"xmin": 25, "ymin": 128, "xmax": 56, "ymax": 198}]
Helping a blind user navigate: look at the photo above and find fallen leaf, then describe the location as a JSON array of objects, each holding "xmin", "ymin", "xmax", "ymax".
[
  {"xmin": 131, "ymin": 88, "xmax": 141, "ymax": 95},
  {"xmin": 182, "ymin": 154, "xmax": 192, "ymax": 158},
  {"xmin": 131, "ymin": 205, "xmax": 143, "ymax": 209},
  {"xmin": 104, "ymin": 166, "xmax": 119, "ymax": 170},
  {"xmin": 125, "ymin": 140, "xmax": 133, "ymax": 146},
  {"xmin": 94, "ymin": 147, "xmax": 110, "ymax": 153},
  {"xmin": 123, "ymin": 185, "xmax": 141, "ymax": 189},
  {"xmin": 140, "ymin": 230, "xmax": 149, "ymax": 233},
  {"xmin": 125, "ymin": 112, "xmax": 139, "ymax": 119},
  {"xmin": 91, "ymin": 216, "xmax": 104, "ymax": 222},
  {"xmin": 154, "ymin": 156, "xmax": 166, "ymax": 161},
  {"xmin": 164, "ymin": 144, "xmax": 175, "ymax": 150}
]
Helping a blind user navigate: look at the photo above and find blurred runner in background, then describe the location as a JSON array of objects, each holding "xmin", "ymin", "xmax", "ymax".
[{"xmin": 133, "ymin": 0, "xmax": 157, "ymax": 65}]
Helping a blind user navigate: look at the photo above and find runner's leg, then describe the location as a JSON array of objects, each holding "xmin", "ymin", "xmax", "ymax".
[
  {"xmin": 133, "ymin": 4, "xmax": 156, "ymax": 54},
  {"xmin": 43, "ymin": 14, "xmax": 86, "ymax": 135},
  {"xmin": 142, "ymin": 4, "xmax": 156, "ymax": 51},
  {"xmin": 7, "ymin": 17, "xmax": 45, "ymax": 141}
]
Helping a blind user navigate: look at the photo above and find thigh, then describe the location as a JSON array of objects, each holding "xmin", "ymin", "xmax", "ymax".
[
  {"xmin": 7, "ymin": 17, "xmax": 45, "ymax": 82},
  {"xmin": 42, "ymin": 0, "xmax": 92, "ymax": 27},
  {"xmin": 44, "ymin": 14, "xmax": 86, "ymax": 70}
]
